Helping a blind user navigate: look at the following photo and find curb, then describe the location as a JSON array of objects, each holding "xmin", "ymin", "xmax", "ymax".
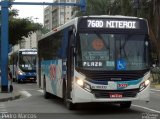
[
  {"xmin": 151, "ymin": 84, "xmax": 160, "ymax": 90},
  {"xmin": 0, "ymin": 93, "xmax": 21, "ymax": 102}
]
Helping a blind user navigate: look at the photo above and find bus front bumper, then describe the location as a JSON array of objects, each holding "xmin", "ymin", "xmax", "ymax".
[
  {"xmin": 18, "ymin": 74, "xmax": 36, "ymax": 81},
  {"xmin": 71, "ymin": 84, "xmax": 150, "ymax": 103}
]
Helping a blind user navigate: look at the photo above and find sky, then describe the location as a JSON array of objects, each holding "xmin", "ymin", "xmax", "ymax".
[{"xmin": 12, "ymin": 0, "xmax": 54, "ymax": 24}]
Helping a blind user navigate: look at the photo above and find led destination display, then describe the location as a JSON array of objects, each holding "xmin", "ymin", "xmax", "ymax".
[
  {"xmin": 21, "ymin": 52, "xmax": 37, "ymax": 55},
  {"xmin": 87, "ymin": 19, "xmax": 140, "ymax": 29}
]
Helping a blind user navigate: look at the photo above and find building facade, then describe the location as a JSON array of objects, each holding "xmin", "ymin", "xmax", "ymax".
[
  {"xmin": 44, "ymin": 0, "xmax": 78, "ymax": 31},
  {"xmin": 11, "ymin": 32, "xmax": 38, "ymax": 52},
  {"xmin": 11, "ymin": 0, "xmax": 79, "ymax": 52}
]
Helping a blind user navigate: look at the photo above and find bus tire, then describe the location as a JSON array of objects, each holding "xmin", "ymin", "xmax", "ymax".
[
  {"xmin": 12, "ymin": 78, "xmax": 16, "ymax": 82},
  {"xmin": 15, "ymin": 74, "xmax": 20, "ymax": 83},
  {"xmin": 17, "ymin": 79, "xmax": 21, "ymax": 84},
  {"xmin": 66, "ymin": 101, "xmax": 76, "ymax": 110},
  {"xmin": 63, "ymin": 81, "xmax": 76, "ymax": 110},
  {"xmin": 44, "ymin": 78, "xmax": 51, "ymax": 99},
  {"xmin": 120, "ymin": 101, "xmax": 131, "ymax": 109}
]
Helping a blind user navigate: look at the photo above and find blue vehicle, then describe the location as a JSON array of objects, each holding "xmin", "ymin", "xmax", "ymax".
[{"xmin": 9, "ymin": 49, "xmax": 37, "ymax": 83}]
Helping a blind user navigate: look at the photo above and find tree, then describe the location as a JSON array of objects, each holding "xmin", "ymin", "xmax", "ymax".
[
  {"xmin": 150, "ymin": 0, "xmax": 160, "ymax": 65},
  {"xmin": 8, "ymin": 9, "xmax": 42, "ymax": 46},
  {"xmin": 9, "ymin": 17, "xmax": 42, "ymax": 46},
  {"xmin": 76, "ymin": 0, "xmax": 112, "ymax": 16},
  {"xmin": 76, "ymin": 0, "xmax": 160, "ymax": 64}
]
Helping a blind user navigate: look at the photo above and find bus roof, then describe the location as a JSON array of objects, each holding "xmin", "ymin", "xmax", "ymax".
[
  {"xmin": 82, "ymin": 15, "xmax": 145, "ymax": 20},
  {"xmin": 40, "ymin": 15, "xmax": 147, "ymax": 41}
]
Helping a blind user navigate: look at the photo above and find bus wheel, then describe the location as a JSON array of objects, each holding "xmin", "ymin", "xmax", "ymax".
[
  {"xmin": 12, "ymin": 78, "xmax": 16, "ymax": 82},
  {"xmin": 16, "ymin": 77, "xmax": 20, "ymax": 83},
  {"xmin": 63, "ymin": 83, "xmax": 76, "ymax": 110},
  {"xmin": 17, "ymin": 79, "xmax": 21, "ymax": 84},
  {"xmin": 66, "ymin": 100, "xmax": 76, "ymax": 110},
  {"xmin": 16, "ymin": 75, "xmax": 20, "ymax": 83},
  {"xmin": 44, "ymin": 90, "xmax": 51, "ymax": 99},
  {"xmin": 120, "ymin": 101, "xmax": 131, "ymax": 109}
]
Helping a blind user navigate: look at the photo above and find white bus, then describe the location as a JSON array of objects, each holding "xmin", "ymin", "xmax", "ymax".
[
  {"xmin": 37, "ymin": 15, "xmax": 151, "ymax": 110},
  {"xmin": 9, "ymin": 49, "xmax": 37, "ymax": 83}
]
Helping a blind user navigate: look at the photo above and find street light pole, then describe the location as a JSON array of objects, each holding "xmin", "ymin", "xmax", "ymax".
[{"xmin": 0, "ymin": 0, "xmax": 9, "ymax": 92}]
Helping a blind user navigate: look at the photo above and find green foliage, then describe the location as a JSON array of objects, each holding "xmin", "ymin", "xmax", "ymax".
[
  {"xmin": 9, "ymin": 16, "xmax": 42, "ymax": 46},
  {"xmin": 112, "ymin": 0, "xmax": 134, "ymax": 16},
  {"xmin": 77, "ymin": 0, "xmax": 151, "ymax": 17},
  {"xmin": 8, "ymin": 9, "xmax": 42, "ymax": 46},
  {"xmin": 40, "ymin": 27, "xmax": 50, "ymax": 35},
  {"xmin": 76, "ymin": 0, "xmax": 112, "ymax": 16},
  {"xmin": 76, "ymin": 0, "xmax": 159, "ymax": 63}
]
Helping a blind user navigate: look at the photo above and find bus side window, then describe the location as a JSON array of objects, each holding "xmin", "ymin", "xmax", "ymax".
[{"xmin": 49, "ymin": 32, "xmax": 63, "ymax": 59}]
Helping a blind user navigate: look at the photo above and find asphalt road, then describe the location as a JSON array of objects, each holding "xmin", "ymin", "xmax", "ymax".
[{"xmin": 0, "ymin": 82, "xmax": 160, "ymax": 119}]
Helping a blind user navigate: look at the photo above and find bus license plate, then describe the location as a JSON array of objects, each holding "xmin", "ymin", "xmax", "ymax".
[{"xmin": 110, "ymin": 93, "xmax": 122, "ymax": 98}]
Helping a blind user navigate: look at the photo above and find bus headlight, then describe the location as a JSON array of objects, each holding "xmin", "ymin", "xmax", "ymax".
[
  {"xmin": 139, "ymin": 79, "xmax": 150, "ymax": 91},
  {"xmin": 75, "ymin": 76, "xmax": 91, "ymax": 92},
  {"xmin": 76, "ymin": 78, "xmax": 84, "ymax": 87},
  {"xmin": 18, "ymin": 70, "xmax": 24, "ymax": 75}
]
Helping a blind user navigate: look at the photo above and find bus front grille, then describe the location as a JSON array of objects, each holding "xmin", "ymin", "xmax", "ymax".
[
  {"xmin": 92, "ymin": 89, "xmax": 139, "ymax": 98},
  {"xmin": 76, "ymin": 68, "xmax": 149, "ymax": 81}
]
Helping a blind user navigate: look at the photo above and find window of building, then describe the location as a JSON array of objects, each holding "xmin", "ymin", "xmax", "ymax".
[
  {"xmin": 60, "ymin": 0, "xmax": 65, "ymax": 2},
  {"xmin": 60, "ymin": 12, "xmax": 64, "ymax": 15}
]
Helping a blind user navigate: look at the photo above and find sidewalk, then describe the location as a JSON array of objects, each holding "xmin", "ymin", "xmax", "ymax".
[
  {"xmin": 0, "ymin": 84, "xmax": 21, "ymax": 102},
  {"xmin": 151, "ymin": 84, "xmax": 160, "ymax": 90},
  {"xmin": 149, "ymin": 76, "xmax": 160, "ymax": 90}
]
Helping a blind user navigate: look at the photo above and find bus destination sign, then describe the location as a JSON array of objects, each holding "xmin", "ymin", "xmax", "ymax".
[
  {"xmin": 21, "ymin": 52, "xmax": 37, "ymax": 55},
  {"xmin": 87, "ymin": 19, "xmax": 140, "ymax": 29}
]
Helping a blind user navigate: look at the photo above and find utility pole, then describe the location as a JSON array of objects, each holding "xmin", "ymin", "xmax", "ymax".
[{"xmin": 0, "ymin": 0, "xmax": 9, "ymax": 92}]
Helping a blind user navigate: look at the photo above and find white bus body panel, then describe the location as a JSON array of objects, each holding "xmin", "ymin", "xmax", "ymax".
[
  {"xmin": 71, "ymin": 70, "xmax": 150, "ymax": 103},
  {"xmin": 41, "ymin": 59, "xmax": 63, "ymax": 98},
  {"xmin": 72, "ymin": 83, "xmax": 150, "ymax": 103}
]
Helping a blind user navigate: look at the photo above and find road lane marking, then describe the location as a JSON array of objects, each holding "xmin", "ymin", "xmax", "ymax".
[
  {"xmin": 150, "ymin": 89, "xmax": 160, "ymax": 92},
  {"xmin": 37, "ymin": 90, "xmax": 44, "ymax": 93},
  {"xmin": 0, "ymin": 104, "xmax": 4, "ymax": 106},
  {"xmin": 0, "ymin": 111, "xmax": 8, "ymax": 113},
  {"xmin": 150, "ymin": 91, "xmax": 155, "ymax": 94},
  {"xmin": 0, "ymin": 103, "xmax": 8, "ymax": 113},
  {"xmin": 0, "ymin": 109, "xmax": 7, "ymax": 112},
  {"xmin": 132, "ymin": 104, "xmax": 160, "ymax": 114},
  {"xmin": 19, "ymin": 91, "xmax": 32, "ymax": 97}
]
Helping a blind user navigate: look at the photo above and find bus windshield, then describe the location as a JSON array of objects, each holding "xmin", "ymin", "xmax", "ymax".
[
  {"xmin": 19, "ymin": 55, "xmax": 36, "ymax": 71},
  {"xmin": 77, "ymin": 33, "xmax": 150, "ymax": 71}
]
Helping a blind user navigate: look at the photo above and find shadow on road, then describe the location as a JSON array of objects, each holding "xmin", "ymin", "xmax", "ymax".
[{"xmin": 49, "ymin": 96, "xmax": 141, "ymax": 115}]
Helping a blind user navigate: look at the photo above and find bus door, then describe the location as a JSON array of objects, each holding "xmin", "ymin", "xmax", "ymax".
[{"xmin": 67, "ymin": 31, "xmax": 75, "ymax": 99}]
